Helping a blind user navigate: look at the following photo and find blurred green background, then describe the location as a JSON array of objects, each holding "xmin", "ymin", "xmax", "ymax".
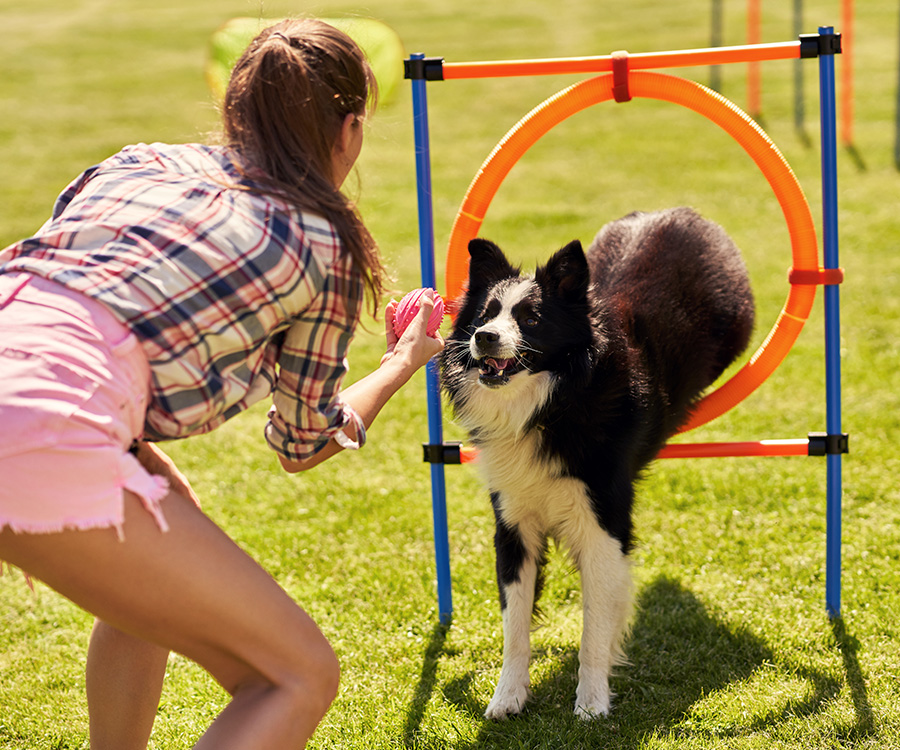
[{"xmin": 1, "ymin": 1, "xmax": 898, "ymax": 748}]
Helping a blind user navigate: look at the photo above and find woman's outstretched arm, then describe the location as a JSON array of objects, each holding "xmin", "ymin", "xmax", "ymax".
[{"xmin": 278, "ymin": 292, "xmax": 444, "ymax": 473}]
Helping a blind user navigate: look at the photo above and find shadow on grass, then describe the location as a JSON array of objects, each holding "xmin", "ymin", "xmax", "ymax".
[
  {"xmin": 402, "ymin": 620, "xmax": 452, "ymax": 748},
  {"xmin": 831, "ymin": 617, "xmax": 876, "ymax": 738},
  {"xmin": 402, "ymin": 576, "xmax": 876, "ymax": 749},
  {"xmin": 845, "ymin": 142, "xmax": 867, "ymax": 172}
]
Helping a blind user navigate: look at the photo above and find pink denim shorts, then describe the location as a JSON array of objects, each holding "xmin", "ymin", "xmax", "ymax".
[{"xmin": 0, "ymin": 273, "xmax": 170, "ymax": 539}]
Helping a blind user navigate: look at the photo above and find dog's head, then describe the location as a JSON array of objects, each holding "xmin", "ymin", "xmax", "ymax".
[{"xmin": 443, "ymin": 237, "xmax": 595, "ymax": 391}]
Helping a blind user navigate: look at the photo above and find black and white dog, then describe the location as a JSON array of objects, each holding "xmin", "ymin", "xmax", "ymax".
[{"xmin": 440, "ymin": 207, "xmax": 755, "ymax": 720}]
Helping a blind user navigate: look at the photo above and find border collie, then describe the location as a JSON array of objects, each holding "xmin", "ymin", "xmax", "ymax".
[{"xmin": 440, "ymin": 207, "xmax": 755, "ymax": 720}]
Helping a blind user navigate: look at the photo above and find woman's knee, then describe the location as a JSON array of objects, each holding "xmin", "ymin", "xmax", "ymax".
[
  {"xmin": 318, "ymin": 647, "xmax": 341, "ymax": 711},
  {"xmin": 292, "ymin": 631, "xmax": 341, "ymax": 713},
  {"xmin": 236, "ymin": 624, "xmax": 340, "ymax": 718}
]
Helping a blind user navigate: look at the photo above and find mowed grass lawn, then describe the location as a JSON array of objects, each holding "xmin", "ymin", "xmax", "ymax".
[{"xmin": 1, "ymin": 1, "xmax": 898, "ymax": 748}]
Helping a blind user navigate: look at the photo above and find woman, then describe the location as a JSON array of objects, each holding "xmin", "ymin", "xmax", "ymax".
[{"xmin": 0, "ymin": 18, "xmax": 442, "ymax": 749}]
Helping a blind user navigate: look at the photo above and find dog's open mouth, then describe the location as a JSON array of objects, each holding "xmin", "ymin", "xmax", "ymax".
[{"xmin": 477, "ymin": 357, "xmax": 522, "ymax": 387}]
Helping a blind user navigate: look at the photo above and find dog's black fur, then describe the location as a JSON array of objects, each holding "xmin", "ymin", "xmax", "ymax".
[{"xmin": 439, "ymin": 207, "xmax": 755, "ymax": 719}]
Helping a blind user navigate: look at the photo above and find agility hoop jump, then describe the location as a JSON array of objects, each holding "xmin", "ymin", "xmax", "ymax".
[{"xmin": 406, "ymin": 28, "xmax": 846, "ymax": 623}]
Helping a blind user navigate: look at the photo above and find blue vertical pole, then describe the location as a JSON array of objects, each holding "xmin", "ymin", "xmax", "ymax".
[
  {"xmin": 410, "ymin": 54, "xmax": 453, "ymax": 624},
  {"xmin": 818, "ymin": 28, "xmax": 843, "ymax": 619}
]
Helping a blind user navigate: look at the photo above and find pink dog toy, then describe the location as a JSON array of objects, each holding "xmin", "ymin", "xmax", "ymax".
[{"xmin": 393, "ymin": 288, "xmax": 445, "ymax": 337}]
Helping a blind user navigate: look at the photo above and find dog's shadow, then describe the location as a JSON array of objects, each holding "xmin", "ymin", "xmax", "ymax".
[{"xmin": 402, "ymin": 575, "xmax": 874, "ymax": 749}]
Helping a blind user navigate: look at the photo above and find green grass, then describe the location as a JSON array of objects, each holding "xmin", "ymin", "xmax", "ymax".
[{"xmin": 1, "ymin": 0, "xmax": 899, "ymax": 748}]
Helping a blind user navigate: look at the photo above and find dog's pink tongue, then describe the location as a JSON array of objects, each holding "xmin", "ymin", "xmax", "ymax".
[{"xmin": 486, "ymin": 358, "xmax": 512, "ymax": 372}]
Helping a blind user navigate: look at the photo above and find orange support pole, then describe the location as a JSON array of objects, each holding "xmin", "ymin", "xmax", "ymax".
[
  {"xmin": 441, "ymin": 41, "xmax": 801, "ymax": 80},
  {"xmin": 461, "ymin": 439, "xmax": 810, "ymax": 463},
  {"xmin": 747, "ymin": 0, "xmax": 762, "ymax": 118},
  {"xmin": 658, "ymin": 439, "xmax": 809, "ymax": 458},
  {"xmin": 841, "ymin": 0, "xmax": 854, "ymax": 145}
]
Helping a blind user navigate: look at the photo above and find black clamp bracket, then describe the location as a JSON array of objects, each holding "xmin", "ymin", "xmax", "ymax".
[
  {"xmin": 404, "ymin": 56, "xmax": 445, "ymax": 81},
  {"xmin": 423, "ymin": 441, "xmax": 463, "ymax": 464},
  {"xmin": 799, "ymin": 31, "xmax": 842, "ymax": 58},
  {"xmin": 808, "ymin": 432, "xmax": 850, "ymax": 456}
]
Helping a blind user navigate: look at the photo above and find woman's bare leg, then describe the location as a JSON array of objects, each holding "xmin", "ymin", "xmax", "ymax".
[
  {"xmin": 87, "ymin": 620, "xmax": 169, "ymax": 750},
  {"xmin": 0, "ymin": 490, "xmax": 339, "ymax": 749}
]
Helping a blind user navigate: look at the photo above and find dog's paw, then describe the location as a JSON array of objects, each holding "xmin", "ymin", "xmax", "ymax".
[
  {"xmin": 574, "ymin": 680, "xmax": 611, "ymax": 720},
  {"xmin": 484, "ymin": 683, "xmax": 531, "ymax": 720},
  {"xmin": 574, "ymin": 701, "xmax": 610, "ymax": 721}
]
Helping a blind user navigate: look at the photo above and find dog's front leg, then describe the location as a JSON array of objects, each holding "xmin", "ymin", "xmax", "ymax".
[
  {"xmin": 485, "ymin": 507, "xmax": 539, "ymax": 720},
  {"xmin": 574, "ymin": 527, "xmax": 633, "ymax": 720}
]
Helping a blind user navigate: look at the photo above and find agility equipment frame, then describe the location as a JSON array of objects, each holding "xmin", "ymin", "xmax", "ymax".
[{"xmin": 405, "ymin": 28, "xmax": 846, "ymax": 624}]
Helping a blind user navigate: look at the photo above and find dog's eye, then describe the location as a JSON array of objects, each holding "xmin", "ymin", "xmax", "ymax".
[{"xmin": 524, "ymin": 317, "xmax": 539, "ymax": 328}]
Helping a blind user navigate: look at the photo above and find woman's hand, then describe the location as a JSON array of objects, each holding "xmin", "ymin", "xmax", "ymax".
[
  {"xmin": 132, "ymin": 441, "xmax": 202, "ymax": 507},
  {"xmin": 381, "ymin": 289, "xmax": 445, "ymax": 372}
]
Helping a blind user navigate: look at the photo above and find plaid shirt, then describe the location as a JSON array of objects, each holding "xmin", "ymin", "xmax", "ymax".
[{"xmin": 0, "ymin": 142, "xmax": 365, "ymax": 461}]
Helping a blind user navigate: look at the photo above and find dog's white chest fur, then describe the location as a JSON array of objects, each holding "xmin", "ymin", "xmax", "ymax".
[
  {"xmin": 483, "ymin": 433, "xmax": 615, "ymax": 574},
  {"xmin": 458, "ymin": 370, "xmax": 598, "ymax": 550},
  {"xmin": 456, "ymin": 369, "xmax": 555, "ymax": 439}
]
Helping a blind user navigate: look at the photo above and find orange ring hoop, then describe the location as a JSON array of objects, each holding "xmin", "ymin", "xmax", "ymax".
[{"xmin": 445, "ymin": 71, "xmax": 819, "ymax": 433}]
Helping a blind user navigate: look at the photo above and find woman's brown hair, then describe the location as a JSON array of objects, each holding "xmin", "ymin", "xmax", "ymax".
[{"xmin": 223, "ymin": 18, "xmax": 386, "ymax": 313}]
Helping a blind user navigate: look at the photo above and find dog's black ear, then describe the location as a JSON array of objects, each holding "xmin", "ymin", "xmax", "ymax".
[
  {"xmin": 467, "ymin": 238, "xmax": 520, "ymax": 290},
  {"xmin": 537, "ymin": 240, "xmax": 589, "ymax": 302}
]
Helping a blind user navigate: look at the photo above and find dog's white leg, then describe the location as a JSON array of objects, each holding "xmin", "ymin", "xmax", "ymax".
[
  {"xmin": 485, "ymin": 518, "xmax": 540, "ymax": 720},
  {"xmin": 573, "ymin": 528, "xmax": 633, "ymax": 720},
  {"xmin": 485, "ymin": 556, "xmax": 538, "ymax": 719}
]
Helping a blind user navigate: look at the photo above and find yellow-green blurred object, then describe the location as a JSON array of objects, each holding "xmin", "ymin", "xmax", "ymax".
[{"xmin": 206, "ymin": 17, "xmax": 405, "ymax": 105}]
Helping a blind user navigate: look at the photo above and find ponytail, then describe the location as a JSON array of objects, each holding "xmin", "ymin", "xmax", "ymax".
[{"xmin": 223, "ymin": 18, "xmax": 386, "ymax": 314}]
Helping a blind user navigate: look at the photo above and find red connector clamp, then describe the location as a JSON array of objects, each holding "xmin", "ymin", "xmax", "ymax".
[
  {"xmin": 611, "ymin": 50, "xmax": 631, "ymax": 103},
  {"xmin": 788, "ymin": 267, "xmax": 845, "ymax": 286}
]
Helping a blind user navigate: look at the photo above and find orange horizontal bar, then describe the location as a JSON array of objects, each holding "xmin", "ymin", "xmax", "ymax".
[
  {"xmin": 458, "ymin": 438, "xmax": 808, "ymax": 464},
  {"xmin": 443, "ymin": 41, "xmax": 801, "ymax": 80},
  {"xmin": 657, "ymin": 439, "xmax": 809, "ymax": 458}
]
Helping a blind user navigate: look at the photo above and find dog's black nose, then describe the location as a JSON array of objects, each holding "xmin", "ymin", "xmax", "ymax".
[{"xmin": 474, "ymin": 329, "xmax": 500, "ymax": 346}]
